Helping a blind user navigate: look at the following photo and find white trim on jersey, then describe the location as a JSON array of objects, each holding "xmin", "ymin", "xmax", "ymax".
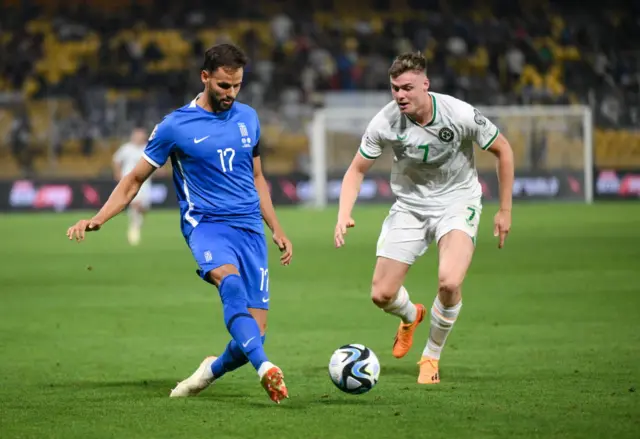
[
  {"xmin": 142, "ymin": 152, "xmax": 161, "ymax": 168},
  {"xmin": 189, "ymin": 94, "xmax": 201, "ymax": 108},
  {"xmin": 481, "ymin": 129, "xmax": 500, "ymax": 150},
  {"xmin": 174, "ymin": 156, "xmax": 199, "ymax": 228}
]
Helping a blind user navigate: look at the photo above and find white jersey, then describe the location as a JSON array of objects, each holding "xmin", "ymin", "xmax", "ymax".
[
  {"xmin": 113, "ymin": 142, "xmax": 153, "ymax": 207},
  {"xmin": 359, "ymin": 92, "xmax": 499, "ymax": 211},
  {"xmin": 114, "ymin": 142, "xmax": 148, "ymax": 179}
]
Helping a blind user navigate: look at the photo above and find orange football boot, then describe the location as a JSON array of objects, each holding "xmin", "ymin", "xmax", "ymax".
[
  {"xmin": 417, "ymin": 356, "xmax": 440, "ymax": 384},
  {"xmin": 260, "ymin": 365, "xmax": 289, "ymax": 404},
  {"xmin": 392, "ymin": 304, "xmax": 426, "ymax": 358}
]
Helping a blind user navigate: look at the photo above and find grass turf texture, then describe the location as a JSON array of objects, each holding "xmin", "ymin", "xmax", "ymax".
[{"xmin": 0, "ymin": 203, "xmax": 638, "ymax": 439}]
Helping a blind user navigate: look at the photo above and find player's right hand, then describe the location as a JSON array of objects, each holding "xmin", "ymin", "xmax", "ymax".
[
  {"xmin": 66, "ymin": 218, "xmax": 103, "ymax": 242},
  {"xmin": 272, "ymin": 231, "xmax": 293, "ymax": 266},
  {"xmin": 334, "ymin": 217, "xmax": 355, "ymax": 248}
]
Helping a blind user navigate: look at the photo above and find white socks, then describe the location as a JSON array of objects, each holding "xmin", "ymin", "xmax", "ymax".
[
  {"xmin": 127, "ymin": 209, "xmax": 143, "ymax": 246},
  {"xmin": 129, "ymin": 208, "xmax": 143, "ymax": 229},
  {"xmin": 382, "ymin": 286, "xmax": 418, "ymax": 324},
  {"xmin": 257, "ymin": 361, "xmax": 275, "ymax": 379},
  {"xmin": 423, "ymin": 296, "xmax": 462, "ymax": 360}
]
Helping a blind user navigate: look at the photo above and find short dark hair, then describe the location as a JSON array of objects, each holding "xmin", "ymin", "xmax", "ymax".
[
  {"xmin": 388, "ymin": 51, "xmax": 427, "ymax": 78},
  {"xmin": 202, "ymin": 43, "xmax": 249, "ymax": 72}
]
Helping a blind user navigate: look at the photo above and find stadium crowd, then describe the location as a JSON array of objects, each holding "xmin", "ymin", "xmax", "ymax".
[{"xmin": 1, "ymin": 0, "xmax": 639, "ymax": 176}]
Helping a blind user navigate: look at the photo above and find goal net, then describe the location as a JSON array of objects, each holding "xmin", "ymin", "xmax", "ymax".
[{"xmin": 308, "ymin": 105, "xmax": 593, "ymax": 208}]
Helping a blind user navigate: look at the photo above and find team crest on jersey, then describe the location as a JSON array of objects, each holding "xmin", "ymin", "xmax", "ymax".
[
  {"xmin": 473, "ymin": 109, "xmax": 487, "ymax": 126},
  {"xmin": 237, "ymin": 122, "xmax": 252, "ymax": 146},
  {"xmin": 438, "ymin": 127, "xmax": 455, "ymax": 143}
]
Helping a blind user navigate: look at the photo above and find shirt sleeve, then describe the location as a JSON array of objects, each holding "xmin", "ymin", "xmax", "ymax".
[
  {"xmin": 143, "ymin": 118, "xmax": 175, "ymax": 168},
  {"xmin": 464, "ymin": 106, "xmax": 500, "ymax": 150},
  {"xmin": 358, "ymin": 115, "xmax": 386, "ymax": 160}
]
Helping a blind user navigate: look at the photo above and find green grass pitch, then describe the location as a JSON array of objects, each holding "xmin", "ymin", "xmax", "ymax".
[{"xmin": 0, "ymin": 203, "xmax": 639, "ymax": 439}]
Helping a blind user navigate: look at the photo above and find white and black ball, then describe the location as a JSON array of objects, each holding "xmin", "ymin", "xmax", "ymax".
[{"xmin": 328, "ymin": 344, "xmax": 380, "ymax": 394}]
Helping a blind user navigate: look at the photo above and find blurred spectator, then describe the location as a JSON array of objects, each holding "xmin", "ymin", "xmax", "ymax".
[
  {"xmin": 10, "ymin": 107, "xmax": 33, "ymax": 173},
  {"xmin": 0, "ymin": 0, "xmax": 639, "ymax": 177}
]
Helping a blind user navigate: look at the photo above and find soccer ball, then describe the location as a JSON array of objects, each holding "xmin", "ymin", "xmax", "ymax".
[{"xmin": 328, "ymin": 344, "xmax": 380, "ymax": 394}]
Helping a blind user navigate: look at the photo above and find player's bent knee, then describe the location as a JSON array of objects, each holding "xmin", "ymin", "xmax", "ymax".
[
  {"xmin": 370, "ymin": 257, "xmax": 409, "ymax": 308},
  {"xmin": 438, "ymin": 278, "xmax": 461, "ymax": 294},
  {"xmin": 371, "ymin": 282, "xmax": 397, "ymax": 308},
  {"xmin": 438, "ymin": 275, "xmax": 463, "ymax": 304},
  {"xmin": 207, "ymin": 264, "xmax": 240, "ymax": 286}
]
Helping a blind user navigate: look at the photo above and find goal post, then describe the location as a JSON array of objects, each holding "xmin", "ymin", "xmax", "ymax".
[{"xmin": 309, "ymin": 104, "xmax": 593, "ymax": 209}]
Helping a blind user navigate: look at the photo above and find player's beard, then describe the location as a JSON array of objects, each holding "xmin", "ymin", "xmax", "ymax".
[{"xmin": 208, "ymin": 89, "xmax": 234, "ymax": 112}]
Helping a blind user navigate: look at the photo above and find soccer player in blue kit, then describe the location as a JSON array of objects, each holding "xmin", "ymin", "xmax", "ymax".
[{"xmin": 66, "ymin": 44, "xmax": 292, "ymax": 404}]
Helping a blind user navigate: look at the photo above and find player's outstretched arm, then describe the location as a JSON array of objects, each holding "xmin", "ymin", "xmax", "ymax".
[
  {"xmin": 66, "ymin": 158, "xmax": 156, "ymax": 241},
  {"xmin": 486, "ymin": 133, "xmax": 514, "ymax": 249},
  {"xmin": 335, "ymin": 152, "xmax": 376, "ymax": 248},
  {"xmin": 253, "ymin": 156, "xmax": 292, "ymax": 266}
]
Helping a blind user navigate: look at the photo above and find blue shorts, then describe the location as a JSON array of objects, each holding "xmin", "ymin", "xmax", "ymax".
[{"xmin": 188, "ymin": 222, "xmax": 270, "ymax": 310}]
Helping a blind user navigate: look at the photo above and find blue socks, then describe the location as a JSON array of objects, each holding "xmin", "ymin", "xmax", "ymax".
[
  {"xmin": 211, "ymin": 334, "xmax": 266, "ymax": 379},
  {"xmin": 216, "ymin": 274, "xmax": 268, "ymax": 372}
]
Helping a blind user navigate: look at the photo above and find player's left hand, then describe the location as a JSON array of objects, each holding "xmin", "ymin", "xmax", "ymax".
[
  {"xmin": 272, "ymin": 232, "xmax": 293, "ymax": 266},
  {"xmin": 493, "ymin": 208, "xmax": 511, "ymax": 249}
]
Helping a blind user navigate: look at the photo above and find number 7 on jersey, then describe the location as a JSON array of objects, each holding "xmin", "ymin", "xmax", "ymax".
[{"xmin": 418, "ymin": 144, "xmax": 429, "ymax": 162}]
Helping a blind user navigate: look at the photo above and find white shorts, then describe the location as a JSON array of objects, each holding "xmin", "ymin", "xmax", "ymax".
[
  {"xmin": 131, "ymin": 182, "xmax": 152, "ymax": 209},
  {"xmin": 376, "ymin": 199, "xmax": 482, "ymax": 265}
]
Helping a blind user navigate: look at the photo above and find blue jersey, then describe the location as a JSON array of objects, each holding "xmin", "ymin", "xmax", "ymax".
[{"xmin": 143, "ymin": 96, "xmax": 263, "ymax": 238}]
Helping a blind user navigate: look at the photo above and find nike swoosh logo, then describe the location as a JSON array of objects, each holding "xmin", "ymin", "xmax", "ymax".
[
  {"xmin": 194, "ymin": 136, "xmax": 210, "ymax": 144},
  {"xmin": 242, "ymin": 336, "xmax": 256, "ymax": 348},
  {"xmin": 262, "ymin": 297, "xmax": 270, "ymax": 303},
  {"xmin": 396, "ymin": 134, "xmax": 407, "ymax": 141}
]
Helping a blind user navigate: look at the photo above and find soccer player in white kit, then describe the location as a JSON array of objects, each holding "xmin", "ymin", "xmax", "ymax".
[
  {"xmin": 113, "ymin": 127, "xmax": 152, "ymax": 246},
  {"xmin": 334, "ymin": 52, "xmax": 515, "ymax": 384}
]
